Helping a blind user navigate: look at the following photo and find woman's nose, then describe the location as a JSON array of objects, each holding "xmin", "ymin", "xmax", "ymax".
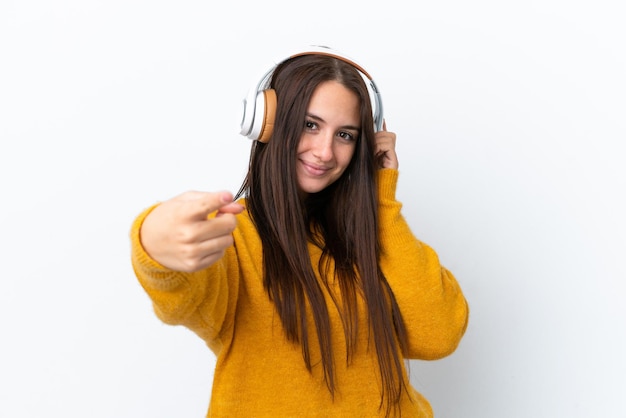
[{"xmin": 312, "ymin": 132, "xmax": 333, "ymax": 161}]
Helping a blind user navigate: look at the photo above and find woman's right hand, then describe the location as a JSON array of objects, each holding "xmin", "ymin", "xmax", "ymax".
[{"xmin": 139, "ymin": 191, "xmax": 245, "ymax": 272}]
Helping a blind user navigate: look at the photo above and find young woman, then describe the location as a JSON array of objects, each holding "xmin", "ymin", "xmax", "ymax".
[{"xmin": 130, "ymin": 47, "xmax": 469, "ymax": 417}]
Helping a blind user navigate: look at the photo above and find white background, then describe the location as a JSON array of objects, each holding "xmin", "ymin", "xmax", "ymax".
[{"xmin": 1, "ymin": 1, "xmax": 625, "ymax": 417}]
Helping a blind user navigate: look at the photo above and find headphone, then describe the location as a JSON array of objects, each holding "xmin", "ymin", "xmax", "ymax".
[{"xmin": 239, "ymin": 46, "xmax": 384, "ymax": 143}]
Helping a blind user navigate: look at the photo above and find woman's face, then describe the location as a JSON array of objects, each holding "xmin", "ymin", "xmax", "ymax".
[{"xmin": 296, "ymin": 80, "xmax": 360, "ymax": 194}]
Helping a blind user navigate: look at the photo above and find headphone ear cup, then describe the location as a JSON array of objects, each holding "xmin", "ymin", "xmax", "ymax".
[{"xmin": 257, "ymin": 89, "xmax": 277, "ymax": 143}]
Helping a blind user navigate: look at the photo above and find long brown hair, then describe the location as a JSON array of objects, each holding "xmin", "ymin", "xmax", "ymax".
[{"xmin": 236, "ymin": 54, "xmax": 409, "ymax": 416}]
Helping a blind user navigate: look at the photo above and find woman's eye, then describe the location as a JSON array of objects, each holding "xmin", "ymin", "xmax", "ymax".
[
  {"xmin": 338, "ymin": 131, "xmax": 355, "ymax": 141},
  {"xmin": 305, "ymin": 120, "xmax": 317, "ymax": 130}
]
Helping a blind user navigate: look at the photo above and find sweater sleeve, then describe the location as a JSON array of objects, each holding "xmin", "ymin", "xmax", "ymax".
[
  {"xmin": 129, "ymin": 205, "xmax": 238, "ymax": 353},
  {"xmin": 377, "ymin": 169, "xmax": 469, "ymax": 360}
]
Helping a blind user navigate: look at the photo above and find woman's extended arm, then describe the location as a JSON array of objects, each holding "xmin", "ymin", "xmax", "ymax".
[{"xmin": 130, "ymin": 190, "xmax": 244, "ymax": 349}]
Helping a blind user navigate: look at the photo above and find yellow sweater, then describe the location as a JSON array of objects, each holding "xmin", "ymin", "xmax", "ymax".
[{"xmin": 130, "ymin": 169, "xmax": 469, "ymax": 417}]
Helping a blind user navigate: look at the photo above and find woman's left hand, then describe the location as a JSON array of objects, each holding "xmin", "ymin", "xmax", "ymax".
[{"xmin": 374, "ymin": 120, "xmax": 399, "ymax": 169}]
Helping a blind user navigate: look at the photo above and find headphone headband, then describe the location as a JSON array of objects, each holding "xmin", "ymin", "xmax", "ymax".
[{"xmin": 239, "ymin": 46, "xmax": 384, "ymax": 142}]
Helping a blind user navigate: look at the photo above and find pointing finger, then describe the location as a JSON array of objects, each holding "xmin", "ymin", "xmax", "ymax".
[{"xmin": 175, "ymin": 191, "xmax": 236, "ymax": 221}]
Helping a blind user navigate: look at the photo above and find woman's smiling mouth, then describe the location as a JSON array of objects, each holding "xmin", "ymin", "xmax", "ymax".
[{"xmin": 301, "ymin": 160, "xmax": 331, "ymax": 176}]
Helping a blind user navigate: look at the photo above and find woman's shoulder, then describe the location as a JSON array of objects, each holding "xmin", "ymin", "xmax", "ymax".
[{"xmin": 233, "ymin": 198, "xmax": 257, "ymax": 235}]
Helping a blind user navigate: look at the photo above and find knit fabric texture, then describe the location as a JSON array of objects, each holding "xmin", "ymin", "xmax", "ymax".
[{"xmin": 130, "ymin": 169, "xmax": 469, "ymax": 417}]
